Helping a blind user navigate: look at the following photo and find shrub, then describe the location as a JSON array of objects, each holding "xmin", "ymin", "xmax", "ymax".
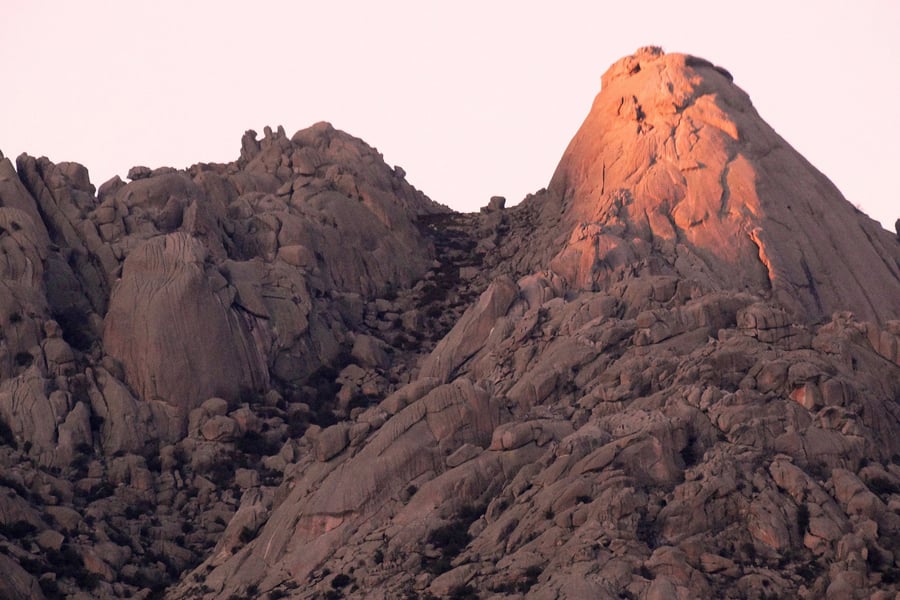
[
  {"xmin": 448, "ymin": 584, "xmax": 478, "ymax": 599},
  {"xmin": 524, "ymin": 565, "xmax": 542, "ymax": 579},
  {"xmin": 635, "ymin": 511, "xmax": 660, "ymax": 549},
  {"xmin": 0, "ymin": 520, "xmax": 37, "ymax": 538},
  {"xmin": 124, "ymin": 499, "xmax": 154, "ymax": 519},
  {"xmin": 206, "ymin": 461, "xmax": 235, "ymax": 487},
  {"xmin": 287, "ymin": 411, "xmax": 309, "ymax": 438},
  {"xmin": 236, "ymin": 431, "xmax": 279, "ymax": 457},
  {"xmin": 867, "ymin": 477, "xmax": 900, "ymax": 497},
  {"xmin": 45, "ymin": 544, "xmax": 100, "ymax": 590},
  {"xmin": 421, "ymin": 503, "xmax": 486, "ymax": 575},
  {"xmin": 239, "ymin": 527, "xmax": 256, "ymax": 544},
  {"xmin": 796, "ymin": 503, "xmax": 810, "ymax": 534},
  {"xmin": 518, "ymin": 565, "xmax": 543, "ymax": 593},
  {"xmin": 427, "ymin": 523, "xmax": 470, "ymax": 555},
  {"xmin": 14, "ymin": 352, "xmax": 33, "ymax": 367},
  {"xmin": 39, "ymin": 577, "xmax": 62, "ymax": 599},
  {"xmin": 796, "ymin": 560, "xmax": 822, "ymax": 583},
  {"xmin": 0, "ymin": 417, "xmax": 17, "ymax": 449},
  {"xmin": 86, "ymin": 481, "xmax": 115, "ymax": 502},
  {"xmin": 680, "ymin": 436, "xmax": 700, "ymax": 467},
  {"xmin": 882, "ymin": 568, "xmax": 900, "ymax": 584}
]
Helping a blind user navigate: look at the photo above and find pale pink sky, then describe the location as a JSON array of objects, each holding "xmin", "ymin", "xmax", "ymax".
[{"xmin": 3, "ymin": 1, "xmax": 898, "ymax": 229}]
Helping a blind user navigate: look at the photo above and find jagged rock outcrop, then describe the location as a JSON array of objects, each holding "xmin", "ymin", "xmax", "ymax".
[
  {"xmin": 521, "ymin": 47, "xmax": 900, "ymax": 326},
  {"xmin": 1, "ymin": 48, "xmax": 899, "ymax": 600}
]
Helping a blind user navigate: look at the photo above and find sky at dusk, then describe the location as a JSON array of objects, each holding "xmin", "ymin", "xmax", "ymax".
[{"xmin": 3, "ymin": 1, "xmax": 898, "ymax": 229}]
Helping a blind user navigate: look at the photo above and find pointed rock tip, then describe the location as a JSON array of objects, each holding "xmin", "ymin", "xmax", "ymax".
[{"xmin": 601, "ymin": 46, "xmax": 734, "ymax": 90}]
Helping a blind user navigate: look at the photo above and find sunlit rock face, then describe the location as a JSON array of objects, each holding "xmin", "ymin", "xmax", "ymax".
[{"xmin": 540, "ymin": 47, "xmax": 900, "ymax": 324}]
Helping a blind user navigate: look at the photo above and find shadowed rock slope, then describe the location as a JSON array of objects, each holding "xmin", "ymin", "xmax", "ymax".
[{"xmin": 1, "ymin": 48, "xmax": 899, "ymax": 600}]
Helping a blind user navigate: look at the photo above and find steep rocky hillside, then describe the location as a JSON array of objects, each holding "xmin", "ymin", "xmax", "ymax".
[{"xmin": 1, "ymin": 48, "xmax": 899, "ymax": 600}]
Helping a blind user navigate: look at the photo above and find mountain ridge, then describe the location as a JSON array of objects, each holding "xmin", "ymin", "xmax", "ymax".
[{"xmin": 0, "ymin": 48, "xmax": 897, "ymax": 600}]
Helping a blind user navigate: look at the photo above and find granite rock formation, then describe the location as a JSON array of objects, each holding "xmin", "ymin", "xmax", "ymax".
[{"xmin": 1, "ymin": 48, "xmax": 899, "ymax": 600}]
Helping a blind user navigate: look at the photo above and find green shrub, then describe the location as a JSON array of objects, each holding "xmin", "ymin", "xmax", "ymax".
[{"xmin": 331, "ymin": 573, "xmax": 352, "ymax": 589}]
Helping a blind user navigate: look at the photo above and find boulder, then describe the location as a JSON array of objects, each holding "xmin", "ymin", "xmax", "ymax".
[
  {"xmin": 103, "ymin": 233, "xmax": 269, "ymax": 412},
  {"xmin": 419, "ymin": 276, "xmax": 518, "ymax": 381},
  {"xmin": 0, "ymin": 554, "xmax": 45, "ymax": 600}
]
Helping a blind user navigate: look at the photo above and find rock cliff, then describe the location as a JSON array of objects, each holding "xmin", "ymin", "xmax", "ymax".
[{"xmin": 0, "ymin": 48, "xmax": 899, "ymax": 600}]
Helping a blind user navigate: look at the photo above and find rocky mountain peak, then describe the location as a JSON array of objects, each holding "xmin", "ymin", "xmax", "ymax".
[
  {"xmin": 532, "ymin": 47, "xmax": 900, "ymax": 325},
  {"xmin": 0, "ymin": 49, "xmax": 898, "ymax": 600}
]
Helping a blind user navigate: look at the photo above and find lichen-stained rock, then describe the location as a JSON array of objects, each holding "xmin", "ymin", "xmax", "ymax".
[{"xmin": 103, "ymin": 232, "xmax": 269, "ymax": 412}]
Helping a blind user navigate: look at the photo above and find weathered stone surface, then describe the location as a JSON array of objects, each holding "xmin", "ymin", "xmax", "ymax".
[
  {"xmin": 35, "ymin": 528, "xmax": 64, "ymax": 551},
  {"xmin": 200, "ymin": 415, "xmax": 240, "ymax": 442},
  {"xmin": 314, "ymin": 423, "xmax": 350, "ymax": 461},
  {"xmin": 534, "ymin": 47, "xmax": 900, "ymax": 325},
  {"xmin": 419, "ymin": 276, "xmax": 518, "ymax": 382},
  {"xmin": 103, "ymin": 233, "xmax": 270, "ymax": 412},
  {"xmin": 351, "ymin": 334, "xmax": 391, "ymax": 370},
  {"xmin": 0, "ymin": 47, "xmax": 898, "ymax": 600},
  {"xmin": 0, "ymin": 554, "xmax": 45, "ymax": 600}
]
